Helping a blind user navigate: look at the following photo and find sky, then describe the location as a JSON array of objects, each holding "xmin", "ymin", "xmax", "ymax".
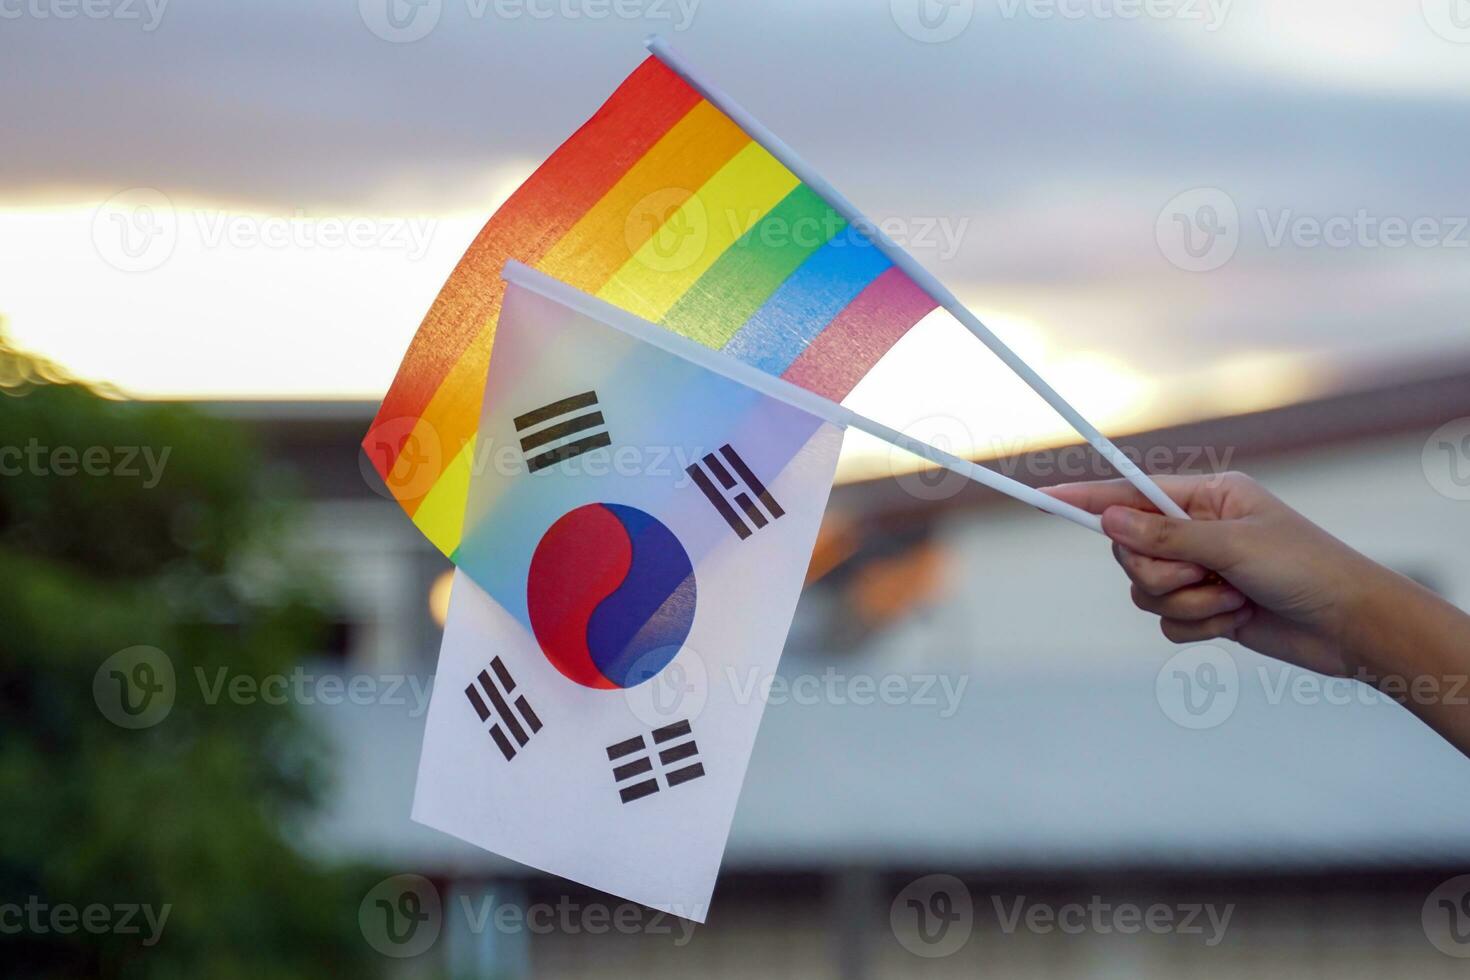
[{"xmin": 2, "ymin": 0, "xmax": 1468, "ymax": 476}]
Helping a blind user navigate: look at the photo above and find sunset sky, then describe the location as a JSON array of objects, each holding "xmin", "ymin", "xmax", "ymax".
[{"xmin": 3, "ymin": 0, "xmax": 1467, "ymax": 476}]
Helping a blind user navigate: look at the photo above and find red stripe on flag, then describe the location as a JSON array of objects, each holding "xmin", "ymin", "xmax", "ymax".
[
  {"xmin": 780, "ymin": 267, "xmax": 937, "ymax": 402},
  {"xmin": 365, "ymin": 56, "xmax": 701, "ymax": 479}
]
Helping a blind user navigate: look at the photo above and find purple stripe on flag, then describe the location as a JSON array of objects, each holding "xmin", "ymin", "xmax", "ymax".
[{"xmin": 780, "ymin": 266, "xmax": 937, "ymax": 401}]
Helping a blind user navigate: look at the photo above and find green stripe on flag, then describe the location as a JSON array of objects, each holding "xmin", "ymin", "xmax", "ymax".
[{"xmin": 660, "ymin": 184, "xmax": 844, "ymax": 349}]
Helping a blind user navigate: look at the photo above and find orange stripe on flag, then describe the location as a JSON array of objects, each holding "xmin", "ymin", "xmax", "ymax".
[
  {"xmin": 536, "ymin": 100, "xmax": 750, "ymax": 295},
  {"xmin": 398, "ymin": 328, "xmax": 493, "ymax": 517}
]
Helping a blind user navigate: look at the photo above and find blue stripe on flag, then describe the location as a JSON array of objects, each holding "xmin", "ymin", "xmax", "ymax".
[{"xmin": 721, "ymin": 228, "xmax": 892, "ymax": 376}]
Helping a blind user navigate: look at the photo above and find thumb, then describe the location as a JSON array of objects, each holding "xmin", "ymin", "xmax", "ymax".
[{"xmin": 1101, "ymin": 506, "xmax": 1241, "ymax": 568}]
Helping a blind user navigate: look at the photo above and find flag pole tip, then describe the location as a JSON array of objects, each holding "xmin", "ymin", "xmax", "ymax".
[{"xmin": 643, "ymin": 34, "xmax": 663, "ymax": 52}]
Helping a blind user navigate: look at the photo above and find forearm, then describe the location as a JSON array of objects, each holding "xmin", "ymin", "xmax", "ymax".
[
  {"xmin": 1343, "ymin": 564, "xmax": 1470, "ymax": 755},
  {"xmin": 1046, "ymin": 472, "xmax": 1470, "ymax": 759}
]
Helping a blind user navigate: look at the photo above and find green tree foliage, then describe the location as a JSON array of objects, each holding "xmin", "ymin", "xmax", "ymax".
[{"xmin": 0, "ymin": 335, "xmax": 381, "ymax": 978}]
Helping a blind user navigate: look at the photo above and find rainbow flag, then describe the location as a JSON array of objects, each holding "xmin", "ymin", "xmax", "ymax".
[{"xmin": 365, "ymin": 55, "xmax": 938, "ymax": 559}]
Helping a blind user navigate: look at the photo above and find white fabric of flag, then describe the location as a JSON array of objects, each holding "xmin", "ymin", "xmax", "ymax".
[{"xmin": 412, "ymin": 272, "xmax": 844, "ymax": 919}]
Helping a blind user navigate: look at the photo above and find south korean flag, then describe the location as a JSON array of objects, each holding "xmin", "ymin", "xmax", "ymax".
[{"xmin": 412, "ymin": 263, "xmax": 845, "ymax": 920}]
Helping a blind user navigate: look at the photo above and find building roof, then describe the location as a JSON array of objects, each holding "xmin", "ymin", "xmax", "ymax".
[
  {"xmin": 199, "ymin": 358, "xmax": 1470, "ymax": 517},
  {"xmin": 836, "ymin": 358, "xmax": 1470, "ymax": 525}
]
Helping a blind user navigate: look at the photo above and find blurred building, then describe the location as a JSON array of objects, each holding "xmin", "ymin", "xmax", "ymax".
[{"xmin": 215, "ymin": 361, "xmax": 1470, "ymax": 978}]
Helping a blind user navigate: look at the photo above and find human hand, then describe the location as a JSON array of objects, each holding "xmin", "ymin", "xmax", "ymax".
[{"xmin": 1043, "ymin": 472, "xmax": 1389, "ymax": 679}]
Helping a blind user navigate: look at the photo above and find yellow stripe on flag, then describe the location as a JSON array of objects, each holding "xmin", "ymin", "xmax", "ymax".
[
  {"xmin": 596, "ymin": 143, "xmax": 799, "ymax": 322},
  {"xmin": 536, "ymin": 101, "xmax": 751, "ymax": 295},
  {"xmin": 400, "ymin": 321, "xmax": 495, "ymax": 518},
  {"xmin": 410, "ymin": 435, "xmax": 477, "ymax": 556}
]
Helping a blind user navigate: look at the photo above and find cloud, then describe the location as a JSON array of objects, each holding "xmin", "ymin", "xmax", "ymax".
[{"xmin": 2, "ymin": 0, "xmax": 1466, "ymax": 418}]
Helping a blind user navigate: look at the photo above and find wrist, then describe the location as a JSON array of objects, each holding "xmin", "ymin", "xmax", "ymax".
[{"xmin": 1325, "ymin": 553, "xmax": 1406, "ymax": 681}]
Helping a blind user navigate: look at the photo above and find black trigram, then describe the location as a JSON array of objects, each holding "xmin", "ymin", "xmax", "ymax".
[
  {"xmin": 686, "ymin": 444, "xmax": 784, "ymax": 540},
  {"xmin": 464, "ymin": 657, "xmax": 543, "ymax": 761},
  {"xmin": 605, "ymin": 719, "xmax": 706, "ymax": 804},
  {"xmin": 514, "ymin": 391, "xmax": 611, "ymax": 473}
]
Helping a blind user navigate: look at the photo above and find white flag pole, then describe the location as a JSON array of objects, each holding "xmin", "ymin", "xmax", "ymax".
[
  {"xmin": 643, "ymin": 36, "xmax": 1189, "ymax": 523},
  {"xmin": 503, "ymin": 261, "xmax": 1104, "ymax": 535}
]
